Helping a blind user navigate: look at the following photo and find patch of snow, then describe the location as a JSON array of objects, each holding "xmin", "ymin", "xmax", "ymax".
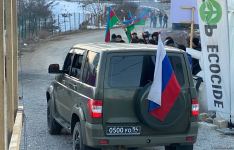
[
  {"xmin": 48, "ymin": 0, "xmax": 99, "ymax": 32},
  {"xmin": 49, "ymin": 0, "xmax": 91, "ymax": 15}
]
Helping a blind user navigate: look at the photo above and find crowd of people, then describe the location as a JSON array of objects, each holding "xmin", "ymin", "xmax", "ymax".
[
  {"xmin": 150, "ymin": 10, "xmax": 168, "ymax": 28},
  {"xmin": 110, "ymin": 31, "xmax": 202, "ymax": 76},
  {"xmin": 111, "ymin": 31, "xmax": 201, "ymax": 48},
  {"xmin": 110, "ymin": 31, "xmax": 159, "ymax": 45}
]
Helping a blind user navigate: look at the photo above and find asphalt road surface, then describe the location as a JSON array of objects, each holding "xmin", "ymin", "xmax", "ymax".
[{"xmin": 19, "ymin": 28, "xmax": 234, "ymax": 150}]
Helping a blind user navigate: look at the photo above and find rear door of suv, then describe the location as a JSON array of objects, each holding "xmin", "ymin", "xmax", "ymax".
[
  {"xmin": 103, "ymin": 51, "xmax": 192, "ymax": 136},
  {"xmin": 69, "ymin": 50, "xmax": 102, "ymax": 124},
  {"xmin": 54, "ymin": 52, "xmax": 74, "ymax": 121},
  {"xmin": 61, "ymin": 49, "xmax": 86, "ymax": 123}
]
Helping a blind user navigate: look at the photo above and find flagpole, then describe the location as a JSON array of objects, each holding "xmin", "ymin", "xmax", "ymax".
[
  {"xmin": 105, "ymin": 6, "xmax": 111, "ymax": 42},
  {"xmin": 225, "ymin": 0, "xmax": 233, "ymax": 129}
]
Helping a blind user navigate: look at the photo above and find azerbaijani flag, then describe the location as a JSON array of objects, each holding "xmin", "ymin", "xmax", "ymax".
[
  {"xmin": 105, "ymin": 7, "xmax": 119, "ymax": 42},
  {"xmin": 122, "ymin": 11, "xmax": 134, "ymax": 26},
  {"xmin": 134, "ymin": 9, "xmax": 148, "ymax": 25},
  {"xmin": 123, "ymin": 10, "xmax": 148, "ymax": 26},
  {"xmin": 127, "ymin": 11, "xmax": 133, "ymax": 21},
  {"xmin": 134, "ymin": 16, "xmax": 147, "ymax": 25},
  {"xmin": 125, "ymin": 24, "xmax": 135, "ymax": 43},
  {"xmin": 124, "ymin": 11, "xmax": 135, "ymax": 43},
  {"xmin": 147, "ymin": 35, "xmax": 181, "ymax": 122}
]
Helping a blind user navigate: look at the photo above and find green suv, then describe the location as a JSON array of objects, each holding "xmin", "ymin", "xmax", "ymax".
[{"xmin": 46, "ymin": 43, "xmax": 199, "ymax": 150}]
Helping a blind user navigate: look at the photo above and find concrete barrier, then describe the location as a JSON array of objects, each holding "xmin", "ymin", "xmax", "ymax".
[{"xmin": 9, "ymin": 106, "xmax": 23, "ymax": 150}]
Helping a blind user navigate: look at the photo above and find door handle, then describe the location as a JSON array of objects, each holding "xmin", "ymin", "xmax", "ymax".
[
  {"xmin": 62, "ymin": 80, "xmax": 66, "ymax": 85},
  {"xmin": 68, "ymin": 83, "xmax": 77, "ymax": 90},
  {"xmin": 73, "ymin": 84, "xmax": 77, "ymax": 90}
]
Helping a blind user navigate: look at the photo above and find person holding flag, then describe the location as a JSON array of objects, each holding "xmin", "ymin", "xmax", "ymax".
[
  {"xmin": 122, "ymin": 11, "xmax": 135, "ymax": 43},
  {"xmin": 147, "ymin": 35, "xmax": 181, "ymax": 121},
  {"xmin": 105, "ymin": 7, "xmax": 119, "ymax": 42},
  {"xmin": 105, "ymin": 8, "xmax": 149, "ymax": 43},
  {"xmin": 134, "ymin": 9, "xmax": 149, "ymax": 25},
  {"xmin": 122, "ymin": 9, "xmax": 149, "ymax": 43}
]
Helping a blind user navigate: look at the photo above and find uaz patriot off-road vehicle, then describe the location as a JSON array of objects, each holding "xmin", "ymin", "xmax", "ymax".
[{"xmin": 46, "ymin": 43, "xmax": 199, "ymax": 150}]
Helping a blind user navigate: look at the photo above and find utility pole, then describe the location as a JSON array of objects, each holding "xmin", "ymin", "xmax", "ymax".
[
  {"xmin": 181, "ymin": 6, "xmax": 195, "ymax": 48},
  {"xmin": 5, "ymin": 0, "xmax": 15, "ymax": 145},
  {"xmin": 0, "ymin": 0, "xmax": 7, "ymax": 149},
  {"xmin": 13, "ymin": 0, "xmax": 19, "ymax": 118}
]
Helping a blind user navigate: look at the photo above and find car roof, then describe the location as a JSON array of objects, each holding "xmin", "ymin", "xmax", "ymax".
[{"xmin": 72, "ymin": 43, "xmax": 184, "ymax": 54}]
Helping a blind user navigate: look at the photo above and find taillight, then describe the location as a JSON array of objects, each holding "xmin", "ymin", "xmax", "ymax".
[
  {"xmin": 186, "ymin": 136, "xmax": 195, "ymax": 142},
  {"xmin": 99, "ymin": 139, "xmax": 109, "ymax": 145},
  {"xmin": 192, "ymin": 99, "xmax": 199, "ymax": 117},
  {"xmin": 88, "ymin": 99, "xmax": 103, "ymax": 118}
]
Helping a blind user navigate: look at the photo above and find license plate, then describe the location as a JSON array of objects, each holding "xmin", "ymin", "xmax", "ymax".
[{"xmin": 106, "ymin": 126, "xmax": 141, "ymax": 136}]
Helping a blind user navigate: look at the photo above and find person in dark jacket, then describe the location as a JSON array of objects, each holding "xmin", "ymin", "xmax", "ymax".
[
  {"xmin": 111, "ymin": 34, "xmax": 117, "ymax": 42},
  {"xmin": 191, "ymin": 37, "xmax": 201, "ymax": 75},
  {"xmin": 163, "ymin": 13, "xmax": 168, "ymax": 28},
  {"xmin": 142, "ymin": 31, "xmax": 150, "ymax": 44},
  {"xmin": 177, "ymin": 44, "xmax": 192, "ymax": 68},
  {"xmin": 149, "ymin": 32, "xmax": 159, "ymax": 45},
  {"xmin": 186, "ymin": 36, "xmax": 202, "ymax": 75},
  {"xmin": 192, "ymin": 37, "xmax": 201, "ymax": 51},
  {"xmin": 116, "ymin": 35, "xmax": 125, "ymax": 43},
  {"xmin": 150, "ymin": 11, "xmax": 154, "ymax": 28},
  {"xmin": 131, "ymin": 32, "xmax": 139, "ymax": 43},
  {"xmin": 159, "ymin": 11, "xmax": 163, "ymax": 28},
  {"xmin": 153, "ymin": 12, "xmax": 157, "ymax": 28},
  {"xmin": 164, "ymin": 37, "xmax": 175, "ymax": 47},
  {"xmin": 138, "ymin": 39, "xmax": 145, "ymax": 44}
]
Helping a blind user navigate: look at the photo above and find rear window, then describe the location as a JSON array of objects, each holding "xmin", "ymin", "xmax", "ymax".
[{"xmin": 108, "ymin": 54, "xmax": 187, "ymax": 88}]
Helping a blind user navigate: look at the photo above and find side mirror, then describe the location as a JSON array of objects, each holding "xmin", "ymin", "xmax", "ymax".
[{"xmin": 48, "ymin": 64, "xmax": 61, "ymax": 74}]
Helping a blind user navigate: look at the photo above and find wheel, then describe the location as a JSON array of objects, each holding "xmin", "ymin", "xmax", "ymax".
[
  {"xmin": 135, "ymin": 82, "xmax": 188, "ymax": 130},
  {"xmin": 47, "ymin": 100, "xmax": 62, "ymax": 134},
  {"xmin": 165, "ymin": 145, "xmax": 193, "ymax": 150},
  {"xmin": 73, "ymin": 122, "xmax": 92, "ymax": 150}
]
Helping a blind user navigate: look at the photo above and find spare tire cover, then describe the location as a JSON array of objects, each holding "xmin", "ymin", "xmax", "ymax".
[{"xmin": 135, "ymin": 83, "xmax": 188, "ymax": 129}]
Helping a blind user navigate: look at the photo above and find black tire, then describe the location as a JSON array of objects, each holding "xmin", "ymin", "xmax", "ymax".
[
  {"xmin": 165, "ymin": 145, "xmax": 193, "ymax": 150},
  {"xmin": 47, "ymin": 100, "xmax": 62, "ymax": 134},
  {"xmin": 73, "ymin": 122, "xmax": 91, "ymax": 150},
  {"xmin": 135, "ymin": 82, "xmax": 187, "ymax": 130}
]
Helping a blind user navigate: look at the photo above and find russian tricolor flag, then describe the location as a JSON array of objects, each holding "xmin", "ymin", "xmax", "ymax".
[{"xmin": 147, "ymin": 35, "xmax": 181, "ymax": 122}]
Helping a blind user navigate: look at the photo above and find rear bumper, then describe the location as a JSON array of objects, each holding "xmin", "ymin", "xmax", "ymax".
[{"xmin": 83, "ymin": 122, "xmax": 198, "ymax": 147}]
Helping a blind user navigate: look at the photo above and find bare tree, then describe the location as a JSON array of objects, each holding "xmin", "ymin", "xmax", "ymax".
[
  {"xmin": 18, "ymin": 0, "xmax": 52, "ymax": 18},
  {"xmin": 18, "ymin": 0, "xmax": 56, "ymax": 40}
]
